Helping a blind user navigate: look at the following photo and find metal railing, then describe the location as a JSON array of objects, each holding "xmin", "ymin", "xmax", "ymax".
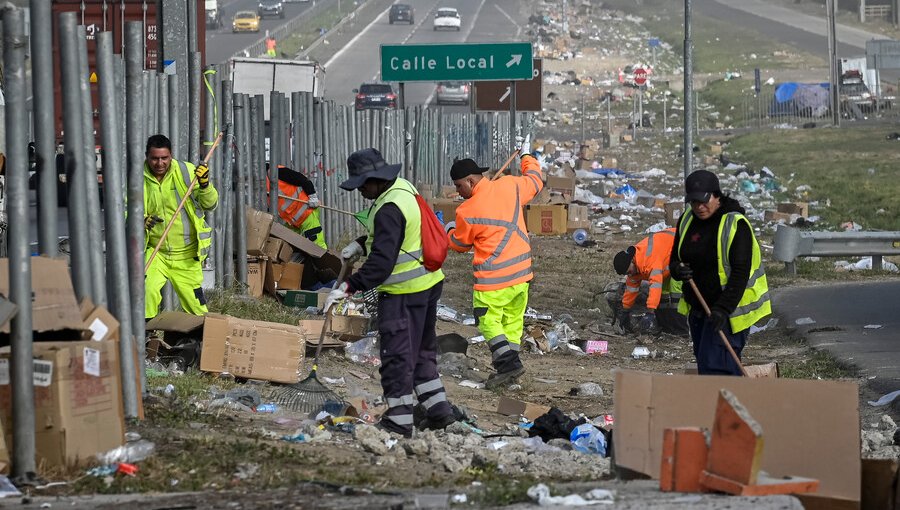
[{"xmin": 773, "ymin": 224, "xmax": 900, "ymax": 275}]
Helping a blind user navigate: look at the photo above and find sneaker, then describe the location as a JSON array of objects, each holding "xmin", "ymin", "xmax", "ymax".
[
  {"xmin": 484, "ymin": 366, "xmax": 526, "ymax": 390},
  {"xmin": 417, "ymin": 413, "xmax": 457, "ymax": 431},
  {"xmin": 374, "ymin": 420, "xmax": 412, "ymax": 439}
]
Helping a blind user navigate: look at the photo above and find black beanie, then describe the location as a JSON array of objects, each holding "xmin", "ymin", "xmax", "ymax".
[{"xmin": 613, "ymin": 247, "xmax": 636, "ymax": 275}]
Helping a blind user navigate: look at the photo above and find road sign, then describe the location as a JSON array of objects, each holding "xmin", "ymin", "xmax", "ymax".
[
  {"xmin": 474, "ymin": 58, "xmax": 543, "ymax": 112},
  {"xmin": 648, "ymin": 38, "xmax": 660, "ymax": 47},
  {"xmin": 381, "ymin": 42, "xmax": 533, "ymax": 82},
  {"xmin": 633, "ymin": 68, "xmax": 648, "ymax": 86}
]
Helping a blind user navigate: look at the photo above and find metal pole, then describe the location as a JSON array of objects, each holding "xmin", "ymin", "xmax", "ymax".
[
  {"xmin": 269, "ymin": 91, "xmax": 281, "ymax": 217},
  {"xmin": 158, "ymin": 73, "xmax": 169, "ymax": 137},
  {"xmin": 168, "ymin": 73, "xmax": 181, "ymax": 159},
  {"xmin": 291, "ymin": 91, "xmax": 301, "ymax": 171},
  {"xmin": 826, "ymin": 0, "xmax": 841, "ymax": 126},
  {"xmin": 255, "ymin": 94, "xmax": 267, "ymax": 209},
  {"xmin": 5, "ymin": 7, "xmax": 36, "ymax": 480},
  {"xmin": 683, "ymin": 0, "xmax": 694, "ymax": 178},
  {"xmin": 125, "ymin": 22, "xmax": 147, "ymax": 397},
  {"xmin": 31, "ymin": 0, "xmax": 58, "ymax": 256},
  {"xmin": 221, "ymin": 80, "xmax": 235, "ymax": 287},
  {"xmin": 77, "ymin": 26, "xmax": 107, "ymax": 306},
  {"xmin": 97, "ymin": 31, "xmax": 138, "ymax": 418},
  {"xmin": 234, "ymin": 93, "xmax": 248, "ymax": 288},
  {"xmin": 249, "ymin": 95, "xmax": 261, "ymax": 209},
  {"xmin": 189, "ymin": 52, "xmax": 201, "ymax": 162}
]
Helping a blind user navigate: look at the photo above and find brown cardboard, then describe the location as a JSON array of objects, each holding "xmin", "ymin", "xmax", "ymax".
[
  {"xmin": 684, "ymin": 362, "xmax": 779, "ymax": 378},
  {"xmin": 613, "ymin": 370, "xmax": 860, "ymax": 503},
  {"xmin": 200, "ymin": 314, "xmax": 305, "ymax": 383},
  {"xmin": 777, "ymin": 202, "xmax": 809, "ymax": 218},
  {"xmin": 263, "ymin": 237, "xmax": 287, "ymax": 262},
  {"xmin": 440, "ymin": 185, "xmax": 459, "ymax": 199},
  {"xmin": 278, "ymin": 243, "xmax": 294, "ymax": 263},
  {"xmin": 269, "ymin": 222, "xmax": 327, "ymax": 258},
  {"xmin": 278, "ymin": 262, "xmax": 304, "ymax": 291},
  {"xmin": 145, "ymin": 311, "xmax": 205, "ymax": 333},
  {"xmin": 246, "ymin": 208, "xmax": 275, "ymax": 256},
  {"xmin": 525, "ymin": 205, "xmax": 568, "ymax": 235},
  {"xmin": 430, "ymin": 199, "xmax": 461, "ymax": 223},
  {"xmin": 709, "ymin": 144, "xmax": 723, "ymax": 155},
  {"xmin": 0, "ymin": 340, "xmax": 125, "ymax": 468},
  {"xmin": 0, "ymin": 415, "xmax": 7, "ymax": 474},
  {"xmin": 298, "ymin": 318, "xmax": 347, "ymax": 347},
  {"xmin": 567, "ymin": 204, "xmax": 591, "ymax": 232},
  {"xmin": 497, "ymin": 396, "xmax": 551, "ymax": 421},
  {"xmin": 330, "ymin": 314, "xmax": 371, "ymax": 341},
  {"xmin": 264, "ymin": 261, "xmax": 284, "ymax": 296},
  {"xmin": 664, "ymin": 202, "xmax": 685, "ymax": 227},
  {"xmin": 247, "ymin": 258, "xmax": 266, "ymax": 298},
  {"xmin": 546, "ymin": 175, "xmax": 576, "ymax": 203},
  {"xmin": 82, "ymin": 305, "xmax": 121, "ymax": 342},
  {"xmin": 417, "ymin": 183, "xmax": 435, "ymax": 199},
  {"xmin": 861, "ymin": 458, "xmax": 898, "ymax": 510},
  {"xmin": 0, "ymin": 257, "xmax": 84, "ymax": 335},
  {"xmin": 764, "ymin": 210, "xmax": 793, "ymax": 223}
]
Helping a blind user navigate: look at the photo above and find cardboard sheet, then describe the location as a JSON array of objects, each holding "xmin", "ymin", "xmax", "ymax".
[
  {"xmin": 0, "ymin": 257, "xmax": 83, "ymax": 334},
  {"xmin": 200, "ymin": 314, "xmax": 305, "ymax": 383}
]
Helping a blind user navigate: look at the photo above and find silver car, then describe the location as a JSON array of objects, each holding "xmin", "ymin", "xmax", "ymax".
[{"xmin": 436, "ymin": 82, "xmax": 470, "ymax": 105}]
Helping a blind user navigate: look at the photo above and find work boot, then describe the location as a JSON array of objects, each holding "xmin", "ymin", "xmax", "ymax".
[
  {"xmin": 374, "ymin": 420, "xmax": 412, "ymax": 439},
  {"xmin": 484, "ymin": 366, "xmax": 526, "ymax": 390},
  {"xmin": 417, "ymin": 413, "xmax": 457, "ymax": 431}
]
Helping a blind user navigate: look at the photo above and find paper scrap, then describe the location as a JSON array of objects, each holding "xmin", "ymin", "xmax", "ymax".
[
  {"xmin": 83, "ymin": 347, "xmax": 101, "ymax": 377},
  {"xmin": 89, "ymin": 317, "xmax": 109, "ymax": 341}
]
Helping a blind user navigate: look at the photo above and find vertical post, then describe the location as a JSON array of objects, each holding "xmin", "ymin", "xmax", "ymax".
[
  {"xmin": 125, "ymin": 22, "xmax": 147, "ymax": 397},
  {"xmin": 168, "ymin": 73, "xmax": 181, "ymax": 158},
  {"xmin": 249, "ymin": 95, "xmax": 261, "ymax": 209},
  {"xmin": 255, "ymin": 94, "xmax": 267, "ymax": 209},
  {"xmin": 683, "ymin": 0, "xmax": 694, "ymax": 178},
  {"xmin": 234, "ymin": 93, "xmax": 248, "ymax": 288},
  {"xmin": 189, "ymin": 52, "xmax": 201, "ymax": 162},
  {"xmin": 508, "ymin": 81, "xmax": 516, "ymax": 170},
  {"xmin": 5, "ymin": 7, "xmax": 36, "ymax": 480},
  {"xmin": 663, "ymin": 95, "xmax": 668, "ymax": 135},
  {"xmin": 399, "ymin": 82, "xmax": 405, "ymax": 110},
  {"xmin": 158, "ymin": 73, "xmax": 169, "ymax": 136},
  {"xmin": 291, "ymin": 91, "xmax": 301, "ymax": 171},
  {"xmin": 31, "ymin": 0, "xmax": 58, "ymax": 256},
  {"xmin": 826, "ymin": 0, "xmax": 841, "ymax": 127},
  {"xmin": 221, "ymin": 80, "xmax": 235, "ymax": 287},
  {"xmin": 97, "ymin": 31, "xmax": 137, "ymax": 418},
  {"xmin": 269, "ymin": 91, "xmax": 281, "ymax": 217}
]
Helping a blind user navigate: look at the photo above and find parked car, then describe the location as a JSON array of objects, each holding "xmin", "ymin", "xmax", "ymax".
[
  {"xmin": 258, "ymin": 0, "xmax": 284, "ymax": 19},
  {"xmin": 389, "ymin": 3, "xmax": 414, "ymax": 24},
  {"xmin": 232, "ymin": 10, "xmax": 260, "ymax": 32},
  {"xmin": 435, "ymin": 82, "xmax": 470, "ymax": 105},
  {"xmin": 433, "ymin": 7, "xmax": 460, "ymax": 31},
  {"xmin": 354, "ymin": 83, "xmax": 398, "ymax": 110}
]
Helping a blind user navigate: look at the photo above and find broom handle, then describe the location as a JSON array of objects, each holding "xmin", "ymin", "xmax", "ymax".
[
  {"xmin": 312, "ymin": 258, "xmax": 354, "ymax": 368},
  {"xmin": 687, "ymin": 279, "xmax": 749, "ymax": 377},
  {"xmin": 272, "ymin": 191, "xmax": 358, "ymax": 216},
  {"xmin": 491, "ymin": 149, "xmax": 521, "ymax": 180}
]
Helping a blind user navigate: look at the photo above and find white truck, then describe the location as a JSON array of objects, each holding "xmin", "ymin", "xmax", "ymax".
[
  {"xmin": 230, "ymin": 57, "xmax": 324, "ymax": 117},
  {"xmin": 838, "ymin": 57, "xmax": 893, "ymax": 112},
  {"xmin": 205, "ymin": 0, "xmax": 223, "ymax": 29}
]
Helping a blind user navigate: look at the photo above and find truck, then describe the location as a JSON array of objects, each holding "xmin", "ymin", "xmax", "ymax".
[
  {"xmin": 230, "ymin": 57, "xmax": 325, "ymax": 117},
  {"xmin": 838, "ymin": 57, "xmax": 893, "ymax": 114},
  {"xmin": 206, "ymin": 0, "xmax": 223, "ymax": 29}
]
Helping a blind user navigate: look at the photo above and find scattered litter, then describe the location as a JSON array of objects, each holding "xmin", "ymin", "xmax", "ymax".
[
  {"xmin": 631, "ymin": 346, "xmax": 650, "ymax": 359},
  {"xmin": 255, "ymin": 403, "xmax": 279, "ymax": 413},
  {"xmin": 97, "ymin": 439, "xmax": 156, "ymax": 465},
  {"xmin": 459, "ymin": 380, "xmax": 485, "ymax": 389},
  {"xmin": 863, "ymin": 324, "xmax": 883, "ymax": 330},
  {"xmin": 281, "ymin": 433, "xmax": 308, "ymax": 443},
  {"xmin": 534, "ymin": 378, "xmax": 558, "ymax": 384},
  {"xmin": 868, "ymin": 390, "xmax": 900, "ymax": 407},
  {"xmin": 322, "ymin": 376, "xmax": 346, "ymax": 385},
  {"xmin": 834, "ymin": 257, "xmax": 899, "ymax": 273},
  {"xmin": 345, "ymin": 336, "xmax": 381, "ymax": 366},
  {"xmin": 451, "ymin": 494, "xmax": 468, "ymax": 504},
  {"xmin": 437, "ymin": 304, "xmax": 461, "ymax": 322},
  {"xmin": 468, "ymin": 335, "xmax": 486, "ymax": 344},
  {"xmin": 489, "ymin": 441, "xmax": 509, "ymax": 450},
  {"xmin": 527, "ymin": 483, "xmax": 614, "ymax": 506},
  {"xmin": 525, "ymin": 308, "xmax": 553, "ymax": 321},
  {"xmin": 584, "ymin": 340, "xmax": 608, "ymax": 355},
  {"xmin": 233, "ymin": 462, "xmax": 259, "ymax": 481},
  {"xmin": 570, "ymin": 382, "xmax": 604, "ymax": 397},
  {"xmin": 794, "ymin": 317, "xmax": 816, "ymax": 325},
  {"xmin": 570, "ymin": 423, "xmax": 608, "ymax": 456},
  {"xmin": 749, "ymin": 317, "xmax": 778, "ymax": 335}
]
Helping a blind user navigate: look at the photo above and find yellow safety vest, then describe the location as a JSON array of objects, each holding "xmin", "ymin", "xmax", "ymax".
[
  {"xmin": 676, "ymin": 211, "xmax": 771, "ymax": 332},
  {"xmin": 365, "ymin": 178, "xmax": 444, "ymax": 294},
  {"xmin": 144, "ymin": 160, "xmax": 216, "ymax": 262}
]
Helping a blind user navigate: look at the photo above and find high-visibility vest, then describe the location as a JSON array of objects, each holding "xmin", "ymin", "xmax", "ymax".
[
  {"xmin": 449, "ymin": 156, "xmax": 544, "ymax": 291},
  {"xmin": 623, "ymin": 228, "xmax": 682, "ymax": 311},
  {"xmin": 143, "ymin": 160, "xmax": 215, "ymax": 262},
  {"xmin": 365, "ymin": 178, "xmax": 444, "ymax": 294},
  {"xmin": 675, "ymin": 211, "xmax": 771, "ymax": 333},
  {"xmin": 266, "ymin": 177, "xmax": 313, "ymax": 227}
]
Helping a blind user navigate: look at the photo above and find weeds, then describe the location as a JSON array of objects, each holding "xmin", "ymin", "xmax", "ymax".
[
  {"xmin": 206, "ymin": 287, "xmax": 308, "ymax": 325},
  {"xmin": 780, "ymin": 348, "xmax": 852, "ymax": 380}
]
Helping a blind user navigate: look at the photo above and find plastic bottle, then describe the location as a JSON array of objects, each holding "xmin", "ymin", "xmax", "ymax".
[
  {"xmin": 570, "ymin": 423, "xmax": 607, "ymax": 456},
  {"xmin": 97, "ymin": 439, "xmax": 156, "ymax": 465},
  {"xmin": 572, "ymin": 229, "xmax": 589, "ymax": 246}
]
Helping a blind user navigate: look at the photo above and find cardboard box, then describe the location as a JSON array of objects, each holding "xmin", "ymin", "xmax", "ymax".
[
  {"xmin": 417, "ymin": 183, "xmax": 435, "ymax": 199},
  {"xmin": 81, "ymin": 303, "xmax": 121, "ymax": 343},
  {"xmin": 430, "ymin": 199, "xmax": 461, "ymax": 224},
  {"xmin": 0, "ymin": 257, "xmax": 84, "ymax": 335},
  {"xmin": 602, "ymin": 157, "xmax": 618, "ymax": 169},
  {"xmin": 777, "ymin": 202, "xmax": 809, "ymax": 218},
  {"xmin": 709, "ymin": 144, "xmax": 723, "ymax": 155},
  {"xmin": 497, "ymin": 396, "xmax": 551, "ymax": 421},
  {"xmin": 440, "ymin": 185, "xmax": 459, "ymax": 200},
  {"xmin": 526, "ymin": 204, "xmax": 568, "ymax": 235},
  {"xmin": 330, "ymin": 314, "xmax": 371, "ymax": 341},
  {"xmin": 298, "ymin": 318, "xmax": 350, "ymax": 347},
  {"xmin": 764, "ymin": 210, "xmax": 793, "ymax": 223},
  {"xmin": 282, "ymin": 289, "xmax": 328, "ymax": 309},
  {"xmin": 620, "ymin": 133, "xmax": 633, "ymax": 143},
  {"xmin": 664, "ymin": 202, "xmax": 685, "ymax": 227},
  {"xmin": 567, "ymin": 204, "xmax": 591, "ymax": 232},
  {"xmin": 269, "ymin": 222, "xmax": 327, "ymax": 258},
  {"xmin": 246, "ymin": 208, "xmax": 275, "ymax": 256},
  {"xmin": 684, "ymin": 362, "xmax": 778, "ymax": 378},
  {"xmin": 263, "ymin": 237, "xmax": 288, "ymax": 262},
  {"xmin": 546, "ymin": 175, "xmax": 576, "ymax": 204},
  {"xmin": 247, "ymin": 258, "xmax": 266, "ymax": 298},
  {"xmin": 264, "ymin": 261, "xmax": 284, "ymax": 296},
  {"xmin": 613, "ymin": 370, "xmax": 860, "ymax": 504},
  {"xmin": 275, "ymin": 262, "xmax": 303, "ymax": 291},
  {"xmin": 861, "ymin": 458, "xmax": 899, "ymax": 510},
  {"xmin": 0, "ymin": 340, "xmax": 125, "ymax": 468},
  {"xmin": 144, "ymin": 311, "xmax": 205, "ymax": 360},
  {"xmin": 200, "ymin": 314, "xmax": 305, "ymax": 383}
]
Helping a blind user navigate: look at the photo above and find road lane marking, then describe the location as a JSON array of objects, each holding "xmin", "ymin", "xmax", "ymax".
[
  {"xmin": 494, "ymin": 4, "xmax": 521, "ymax": 39},
  {"xmin": 324, "ymin": 5, "xmax": 392, "ymax": 69},
  {"xmin": 424, "ymin": 0, "xmax": 486, "ymax": 106}
]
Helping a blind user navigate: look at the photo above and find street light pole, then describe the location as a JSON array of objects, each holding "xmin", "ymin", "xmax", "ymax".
[{"xmin": 683, "ymin": 0, "xmax": 694, "ymax": 179}]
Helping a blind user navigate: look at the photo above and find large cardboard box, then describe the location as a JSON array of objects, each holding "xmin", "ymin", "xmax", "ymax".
[
  {"xmin": 613, "ymin": 370, "xmax": 860, "ymax": 504},
  {"xmin": 777, "ymin": 202, "xmax": 809, "ymax": 218},
  {"xmin": 0, "ymin": 257, "xmax": 84, "ymax": 335},
  {"xmin": 567, "ymin": 204, "xmax": 591, "ymax": 232},
  {"xmin": 80, "ymin": 300, "xmax": 121, "ymax": 343},
  {"xmin": 664, "ymin": 202, "xmax": 685, "ymax": 227},
  {"xmin": 269, "ymin": 222, "xmax": 327, "ymax": 258},
  {"xmin": 430, "ymin": 199, "xmax": 461, "ymax": 224},
  {"xmin": 298, "ymin": 318, "xmax": 348, "ymax": 348},
  {"xmin": 525, "ymin": 205, "xmax": 568, "ymax": 235},
  {"xmin": 246, "ymin": 258, "xmax": 266, "ymax": 298},
  {"xmin": 246, "ymin": 208, "xmax": 275, "ymax": 256},
  {"xmin": 200, "ymin": 314, "xmax": 305, "ymax": 383},
  {"xmin": 263, "ymin": 237, "xmax": 287, "ymax": 262},
  {"xmin": 0, "ymin": 340, "xmax": 125, "ymax": 468},
  {"xmin": 278, "ymin": 262, "xmax": 304, "ymax": 290}
]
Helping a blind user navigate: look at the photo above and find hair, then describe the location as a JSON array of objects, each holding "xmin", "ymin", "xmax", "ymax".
[{"xmin": 145, "ymin": 134, "xmax": 172, "ymax": 155}]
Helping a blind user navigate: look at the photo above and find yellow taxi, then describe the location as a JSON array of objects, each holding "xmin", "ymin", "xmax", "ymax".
[{"xmin": 232, "ymin": 10, "xmax": 260, "ymax": 33}]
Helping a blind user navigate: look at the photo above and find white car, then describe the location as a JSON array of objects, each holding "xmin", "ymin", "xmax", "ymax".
[{"xmin": 433, "ymin": 7, "xmax": 460, "ymax": 31}]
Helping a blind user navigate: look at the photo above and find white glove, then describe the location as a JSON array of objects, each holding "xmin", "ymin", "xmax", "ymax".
[
  {"xmin": 341, "ymin": 241, "xmax": 364, "ymax": 260},
  {"xmin": 516, "ymin": 133, "xmax": 532, "ymax": 155},
  {"xmin": 324, "ymin": 282, "xmax": 350, "ymax": 312},
  {"xmin": 307, "ymin": 193, "xmax": 320, "ymax": 209},
  {"xmin": 444, "ymin": 221, "xmax": 456, "ymax": 234}
]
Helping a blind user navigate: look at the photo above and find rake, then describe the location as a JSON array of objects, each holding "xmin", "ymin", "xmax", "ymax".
[{"xmin": 272, "ymin": 257, "xmax": 356, "ymax": 414}]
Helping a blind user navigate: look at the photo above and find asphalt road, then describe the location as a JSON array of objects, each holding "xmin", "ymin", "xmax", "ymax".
[
  {"xmin": 205, "ymin": 0, "xmax": 319, "ymax": 65},
  {"xmin": 321, "ymin": 0, "xmax": 525, "ymax": 107}
]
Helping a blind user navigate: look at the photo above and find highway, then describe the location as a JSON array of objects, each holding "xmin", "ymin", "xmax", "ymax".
[{"xmin": 205, "ymin": 0, "xmax": 319, "ymax": 65}]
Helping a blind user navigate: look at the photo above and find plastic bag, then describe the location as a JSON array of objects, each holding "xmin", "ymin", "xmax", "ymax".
[{"xmin": 570, "ymin": 423, "xmax": 607, "ymax": 456}]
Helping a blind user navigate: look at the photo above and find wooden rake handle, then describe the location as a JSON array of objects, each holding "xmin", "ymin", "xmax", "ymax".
[
  {"xmin": 686, "ymin": 278, "xmax": 750, "ymax": 377},
  {"xmin": 273, "ymin": 192, "xmax": 358, "ymax": 217},
  {"xmin": 491, "ymin": 149, "xmax": 521, "ymax": 180}
]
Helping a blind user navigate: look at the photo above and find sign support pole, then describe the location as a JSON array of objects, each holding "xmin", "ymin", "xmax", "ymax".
[
  {"xmin": 508, "ymin": 80, "xmax": 517, "ymax": 174},
  {"xmin": 398, "ymin": 82, "xmax": 405, "ymax": 109}
]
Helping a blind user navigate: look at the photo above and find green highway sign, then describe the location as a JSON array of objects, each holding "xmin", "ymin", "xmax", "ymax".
[{"xmin": 381, "ymin": 42, "xmax": 533, "ymax": 82}]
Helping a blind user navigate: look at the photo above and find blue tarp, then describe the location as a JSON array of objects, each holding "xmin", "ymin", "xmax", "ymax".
[{"xmin": 770, "ymin": 82, "xmax": 830, "ymax": 117}]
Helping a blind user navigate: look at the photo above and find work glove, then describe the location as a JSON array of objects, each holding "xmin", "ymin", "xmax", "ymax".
[
  {"xmin": 709, "ymin": 308, "xmax": 729, "ymax": 332},
  {"xmin": 444, "ymin": 220, "xmax": 456, "ymax": 235},
  {"xmin": 195, "ymin": 163, "xmax": 210, "ymax": 189},
  {"xmin": 616, "ymin": 309, "xmax": 633, "ymax": 334},
  {"xmin": 516, "ymin": 133, "xmax": 532, "ymax": 156},
  {"xmin": 144, "ymin": 215, "xmax": 163, "ymax": 231},
  {"xmin": 638, "ymin": 311, "xmax": 657, "ymax": 333},
  {"xmin": 670, "ymin": 262, "xmax": 693, "ymax": 281},
  {"xmin": 341, "ymin": 241, "xmax": 364, "ymax": 260},
  {"xmin": 307, "ymin": 193, "xmax": 320, "ymax": 209},
  {"xmin": 323, "ymin": 282, "xmax": 351, "ymax": 313}
]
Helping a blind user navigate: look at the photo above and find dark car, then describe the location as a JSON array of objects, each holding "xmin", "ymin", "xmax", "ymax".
[
  {"xmin": 258, "ymin": 0, "xmax": 284, "ymax": 19},
  {"xmin": 389, "ymin": 3, "xmax": 414, "ymax": 24},
  {"xmin": 354, "ymin": 83, "xmax": 397, "ymax": 110}
]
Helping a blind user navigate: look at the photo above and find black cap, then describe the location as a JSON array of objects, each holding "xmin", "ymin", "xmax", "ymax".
[
  {"xmin": 613, "ymin": 246, "xmax": 636, "ymax": 275},
  {"xmin": 684, "ymin": 170, "xmax": 721, "ymax": 203},
  {"xmin": 340, "ymin": 148, "xmax": 402, "ymax": 191},
  {"xmin": 450, "ymin": 158, "xmax": 489, "ymax": 181}
]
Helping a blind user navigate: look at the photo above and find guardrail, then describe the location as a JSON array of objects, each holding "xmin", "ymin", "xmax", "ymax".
[
  {"xmin": 233, "ymin": 0, "xmax": 336, "ymax": 60},
  {"xmin": 773, "ymin": 224, "xmax": 900, "ymax": 275}
]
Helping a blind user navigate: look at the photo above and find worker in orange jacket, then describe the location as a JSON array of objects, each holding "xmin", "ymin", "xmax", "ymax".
[
  {"xmin": 445, "ymin": 136, "xmax": 543, "ymax": 389},
  {"xmin": 613, "ymin": 228, "xmax": 687, "ymax": 335},
  {"xmin": 266, "ymin": 164, "xmax": 327, "ymax": 249}
]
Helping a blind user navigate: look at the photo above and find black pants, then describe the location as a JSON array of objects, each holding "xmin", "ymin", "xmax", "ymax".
[{"xmin": 688, "ymin": 309, "xmax": 747, "ymax": 376}]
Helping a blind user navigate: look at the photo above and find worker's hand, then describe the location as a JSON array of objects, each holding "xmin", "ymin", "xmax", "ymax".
[
  {"xmin": 616, "ymin": 309, "xmax": 633, "ymax": 333},
  {"xmin": 638, "ymin": 311, "xmax": 657, "ymax": 333},
  {"xmin": 324, "ymin": 282, "xmax": 351, "ymax": 312},
  {"xmin": 670, "ymin": 262, "xmax": 693, "ymax": 281},
  {"xmin": 307, "ymin": 193, "xmax": 320, "ymax": 209},
  {"xmin": 195, "ymin": 163, "xmax": 210, "ymax": 189},
  {"xmin": 516, "ymin": 133, "xmax": 532, "ymax": 155},
  {"xmin": 341, "ymin": 241, "xmax": 364, "ymax": 260},
  {"xmin": 144, "ymin": 215, "xmax": 163, "ymax": 231},
  {"xmin": 444, "ymin": 221, "xmax": 456, "ymax": 234},
  {"xmin": 709, "ymin": 308, "xmax": 729, "ymax": 332}
]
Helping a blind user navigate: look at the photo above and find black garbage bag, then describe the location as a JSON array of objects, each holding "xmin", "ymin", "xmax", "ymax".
[{"xmin": 528, "ymin": 407, "xmax": 586, "ymax": 441}]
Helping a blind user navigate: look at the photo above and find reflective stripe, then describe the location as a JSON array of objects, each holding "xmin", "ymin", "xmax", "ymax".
[
  {"xmin": 488, "ymin": 334, "xmax": 509, "ymax": 348},
  {"xmin": 473, "ymin": 251, "xmax": 531, "ymax": 272},
  {"xmin": 720, "ymin": 213, "xmax": 737, "ymax": 278},
  {"xmin": 731, "ymin": 290, "xmax": 771, "ymax": 317},
  {"xmin": 173, "ymin": 187, "xmax": 193, "ymax": 245},
  {"xmin": 175, "ymin": 160, "xmax": 204, "ymax": 219},
  {"xmin": 524, "ymin": 170, "xmax": 541, "ymax": 194},
  {"xmin": 387, "ymin": 394, "xmax": 416, "ymax": 408},
  {"xmin": 415, "ymin": 379, "xmax": 444, "ymax": 395},
  {"xmin": 386, "ymin": 413, "xmax": 414, "ymax": 426},
  {"xmin": 397, "ymin": 249, "xmax": 423, "ymax": 265},
  {"xmin": 475, "ymin": 267, "xmax": 533, "ymax": 286},
  {"xmin": 382, "ymin": 265, "xmax": 430, "ymax": 285},
  {"xmin": 650, "ymin": 282, "xmax": 662, "ymax": 289},
  {"xmin": 747, "ymin": 265, "xmax": 766, "ymax": 288},
  {"xmin": 290, "ymin": 204, "xmax": 309, "ymax": 224},
  {"xmin": 420, "ymin": 392, "xmax": 447, "ymax": 410},
  {"xmin": 509, "ymin": 341, "xmax": 521, "ymax": 351},
  {"xmin": 450, "ymin": 235, "xmax": 473, "ymax": 249},
  {"xmin": 491, "ymin": 344, "xmax": 511, "ymax": 358},
  {"xmin": 625, "ymin": 287, "xmax": 639, "ymax": 294},
  {"xmin": 199, "ymin": 231, "xmax": 212, "ymax": 240},
  {"xmin": 650, "ymin": 269, "xmax": 664, "ymax": 277}
]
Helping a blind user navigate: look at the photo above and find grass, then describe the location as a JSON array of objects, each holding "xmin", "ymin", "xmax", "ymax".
[
  {"xmin": 277, "ymin": 4, "xmax": 347, "ymax": 57},
  {"xmin": 465, "ymin": 464, "xmax": 537, "ymax": 506},
  {"xmin": 780, "ymin": 348, "xmax": 852, "ymax": 379},
  {"xmin": 206, "ymin": 287, "xmax": 309, "ymax": 325}
]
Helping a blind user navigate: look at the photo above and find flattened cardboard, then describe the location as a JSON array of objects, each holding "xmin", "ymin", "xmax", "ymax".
[
  {"xmin": 269, "ymin": 222, "xmax": 327, "ymax": 258},
  {"xmin": 861, "ymin": 458, "xmax": 898, "ymax": 510},
  {"xmin": 246, "ymin": 208, "xmax": 275, "ymax": 256},
  {"xmin": 684, "ymin": 362, "xmax": 779, "ymax": 379},
  {"xmin": 200, "ymin": 314, "xmax": 305, "ymax": 383},
  {"xmin": 264, "ymin": 261, "xmax": 284, "ymax": 296},
  {"xmin": 777, "ymin": 202, "xmax": 809, "ymax": 218},
  {"xmin": 497, "ymin": 396, "xmax": 551, "ymax": 421},
  {"xmin": 613, "ymin": 370, "xmax": 860, "ymax": 503},
  {"xmin": 145, "ymin": 311, "xmax": 205, "ymax": 333},
  {"xmin": 0, "ymin": 257, "xmax": 83, "ymax": 334},
  {"xmin": 525, "ymin": 205, "xmax": 568, "ymax": 235}
]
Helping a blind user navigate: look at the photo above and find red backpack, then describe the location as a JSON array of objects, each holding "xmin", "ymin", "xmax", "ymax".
[{"xmin": 414, "ymin": 194, "xmax": 448, "ymax": 272}]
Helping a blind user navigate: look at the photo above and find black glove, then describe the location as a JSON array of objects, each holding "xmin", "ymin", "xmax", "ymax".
[
  {"xmin": 144, "ymin": 215, "xmax": 163, "ymax": 231},
  {"xmin": 638, "ymin": 311, "xmax": 657, "ymax": 332},
  {"xmin": 670, "ymin": 262, "xmax": 693, "ymax": 281},
  {"xmin": 709, "ymin": 308, "xmax": 729, "ymax": 332},
  {"xmin": 617, "ymin": 309, "xmax": 633, "ymax": 333}
]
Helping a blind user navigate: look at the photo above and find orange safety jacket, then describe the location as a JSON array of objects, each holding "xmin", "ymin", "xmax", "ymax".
[
  {"xmin": 622, "ymin": 228, "xmax": 677, "ymax": 311},
  {"xmin": 266, "ymin": 176, "xmax": 313, "ymax": 227},
  {"xmin": 449, "ymin": 156, "xmax": 544, "ymax": 291}
]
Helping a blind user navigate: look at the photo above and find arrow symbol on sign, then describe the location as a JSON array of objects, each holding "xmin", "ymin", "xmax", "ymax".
[
  {"xmin": 499, "ymin": 86, "xmax": 511, "ymax": 103},
  {"xmin": 506, "ymin": 54, "xmax": 522, "ymax": 68}
]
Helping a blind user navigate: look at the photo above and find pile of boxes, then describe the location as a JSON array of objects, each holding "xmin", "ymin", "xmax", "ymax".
[{"xmin": 764, "ymin": 202, "xmax": 808, "ymax": 224}]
